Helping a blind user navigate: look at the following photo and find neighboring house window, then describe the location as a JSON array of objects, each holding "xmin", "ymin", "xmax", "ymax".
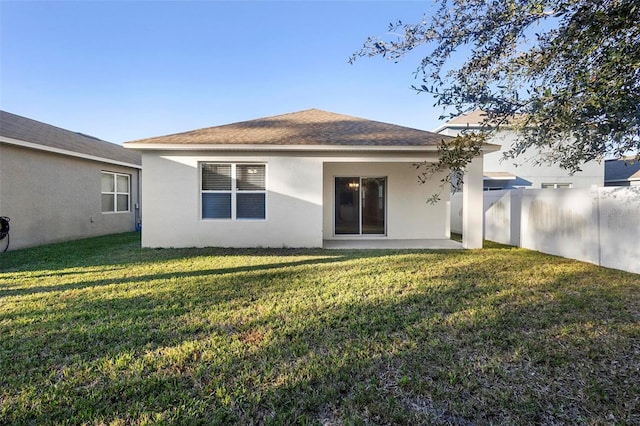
[
  {"xmin": 101, "ymin": 172, "xmax": 130, "ymax": 213},
  {"xmin": 541, "ymin": 183, "xmax": 572, "ymax": 189},
  {"xmin": 201, "ymin": 163, "xmax": 266, "ymax": 220}
]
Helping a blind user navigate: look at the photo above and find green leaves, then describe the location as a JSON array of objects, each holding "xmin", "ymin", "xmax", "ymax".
[
  {"xmin": 352, "ymin": 0, "xmax": 640, "ymax": 172},
  {"xmin": 415, "ymin": 133, "xmax": 486, "ymax": 204}
]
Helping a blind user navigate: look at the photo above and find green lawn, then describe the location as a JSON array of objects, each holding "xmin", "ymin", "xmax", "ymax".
[{"xmin": 1, "ymin": 233, "xmax": 639, "ymax": 425}]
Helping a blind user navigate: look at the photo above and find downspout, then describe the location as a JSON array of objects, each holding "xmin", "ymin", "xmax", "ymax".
[{"xmin": 136, "ymin": 168, "xmax": 142, "ymax": 231}]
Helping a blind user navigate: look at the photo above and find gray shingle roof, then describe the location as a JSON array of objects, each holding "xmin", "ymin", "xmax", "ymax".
[
  {"xmin": 444, "ymin": 110, "xmax": 490, "ymax": 126},
  {"xmin": 605, "ymin": 159, "xmax": 640, "ymax": 182},
  {"xmin": 125, "ymin": 109, "xmax": 449, "ymax": 147},
  {"xmin": 0, "ymin": 110, "xmax": 141, "ymax": 166},
  {"xmin": 439, "ymin": 110, "xmax": 524, "ymax": 129}
]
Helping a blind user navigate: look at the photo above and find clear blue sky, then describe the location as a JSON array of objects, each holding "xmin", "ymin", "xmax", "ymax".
[{"xmin": 1, "ymin": 1, "xmax": 451, "ymax": 144}]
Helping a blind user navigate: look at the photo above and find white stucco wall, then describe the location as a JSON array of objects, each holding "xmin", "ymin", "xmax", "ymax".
[
  {"xmin": 0, "ymin": 143, "xmax": 140, "ymax": 250},
  {"xmin": 462, "ymin": 156, "xmax": 484, "ymax": 248},
  {"xmin": 322, "ymin": 162, "xmax": 450, "ymax": 240},
  {"xmin": 141, "ymin": 151, "xmax": 324, "ymax": 248},
  {"xmin": 440, "ymin": 128, "xmax": 604, "ymax": 189},
  {"xmin": 140, "ymin": 151, "xmax": 454, "ymax": 248}
]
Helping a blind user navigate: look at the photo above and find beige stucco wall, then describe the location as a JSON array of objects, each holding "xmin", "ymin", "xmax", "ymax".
[
  {"xmin": 141, "ymin": 151, "xmax": 324, "ymax": 248},
  {"xmin": 0, "ymin": 143, "xmax": 140, "ymax": 250},
  {"xmin": 140, "ymin": 150, "xmax": 450, "ymax": 248}
]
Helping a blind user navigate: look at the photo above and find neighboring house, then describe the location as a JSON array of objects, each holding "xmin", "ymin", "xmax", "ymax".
[
  {"xmin": 604, "ymin": 158, "xmax": 640, "ymax": 187},
  {"xmin": 124, "ymin": 109, "xmax": 496, "ymax": 249},
  {"xmin": 0, "ymin": 110, "xmax": 142, "ymax": 250},
  {"xmin": 434, "ymin": 110, "xmax": 604, "ymax": 190}
]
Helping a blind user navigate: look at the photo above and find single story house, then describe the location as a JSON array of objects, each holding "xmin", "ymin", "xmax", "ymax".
[
  {"xmin": 0, "ymin": 110, "xmax": 142, "ymax": 250},
  {"xmin": 604, "ymin": 158, "xmax": 640, "ymax": 187},
  {"xmin": 434, "ymin": 110, "xmax": 604, "ymax": 190},
  {"xmin": 124, "ymin": 109, "xmax": 496, "ymax": 249}
]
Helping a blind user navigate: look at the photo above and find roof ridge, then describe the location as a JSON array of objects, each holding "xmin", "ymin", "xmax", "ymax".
[
  {"xmin": 0, "ymin": 110, "xmax": 107, "ymax": 142},
  {"xmin": 124, "ymin": 108, "xmax": 452, "ymax": 147},
  {"xmin": 126, "ymin": 108, "xmax": 326, "ymax": 144},
  {"xmin": 126, "ymin": 108, "xmax": 352, "ymax": 144}
]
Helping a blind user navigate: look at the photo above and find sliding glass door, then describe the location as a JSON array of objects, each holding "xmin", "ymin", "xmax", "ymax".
[
  {"xmin": 361, "ymin": 177, "xmax": 386, "ymax": 234},
  {"xmin": 335, "ymin": 177, "xmax": 386, "ymax": 235}
]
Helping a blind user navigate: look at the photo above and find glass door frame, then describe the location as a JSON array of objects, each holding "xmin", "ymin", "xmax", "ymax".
[{"xmin": 333, "ymin": 176, "xmax": 387, "ymax": 237}]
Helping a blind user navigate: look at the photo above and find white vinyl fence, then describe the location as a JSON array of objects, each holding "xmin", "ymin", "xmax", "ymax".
[{"xmin": 451, "ymin": 186, "xmax": 640, "ymax": 274}]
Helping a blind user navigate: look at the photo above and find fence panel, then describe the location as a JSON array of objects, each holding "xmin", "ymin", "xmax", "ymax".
[
  {"xmin": 450, "ymin": 186, "xmax": 640, "ymax": 274},
  {"xmin": 450, "ymin": 193, "xmax": 463, "ymax": 234},
  {"xmin": 484, "ymin": 190, "xmax": 521, "ymax": 246},
  {"xmin": 520, "ymin": 188, "xmax": 600, "ymax": 264},
  {"xmin": 598, "ymin": 186, "xmax": 640, "ymax": 274}
]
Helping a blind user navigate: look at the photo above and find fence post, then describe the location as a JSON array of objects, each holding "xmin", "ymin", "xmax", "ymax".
[
  {"xmin": 511, "ymin": 189, "xmax": 522, "ymax": 247},
  {"xmin": 593, "ymin": 185, "xmax": 602, "ymax": 267}
]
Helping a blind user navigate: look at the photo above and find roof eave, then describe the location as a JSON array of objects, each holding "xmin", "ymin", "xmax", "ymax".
[
  {"xmin": 482, "ymin": 143, "xmax": 501, "ymax": 153},
  {"xmin": 605, "ymin": 178, "xmax": 640, "ymax": 183},
  {"xmin": 433, "ymin": 123, "xmax": 485, "ymax": 133},
  {"xmin": 123, "ymin": 143, "xmax": 443, "ymax": 152},
  {"xmin": 434, "ymin": 123, "xmax": 522, "ymax": 133},
  {"xmin": 1, "ymin": 136, "xmax": 142, "ymax": 169},
  {"xmin": 483, "ymin": 176, "xmax": 516, "ymax": 181},
  {"xmin": 124, "ymin": 141, "xmax": 500, "ymax": 154}
]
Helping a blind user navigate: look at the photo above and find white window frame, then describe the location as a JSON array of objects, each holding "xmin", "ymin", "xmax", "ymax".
[
  {"xmin": 101, "ymin": 171, "xmax": 130, "ymax": 213},
  {"xmin": 541, "ymin": 183, "xmax": 572, "ymax": 189},
  {"xmin": 200, "ymin": 163, "xmax": 267, "ymax": 220}
]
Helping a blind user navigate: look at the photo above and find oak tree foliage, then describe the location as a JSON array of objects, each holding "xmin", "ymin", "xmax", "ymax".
[
  {"xmin": 351, "ymin": 0, "xmax": 640, "ymax": 193},
  {"xmin": 415, "ymin": 133, "xmax": 485, "ymax": 203}
]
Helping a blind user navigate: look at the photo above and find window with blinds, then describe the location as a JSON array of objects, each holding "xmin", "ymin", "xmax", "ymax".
[
  {"xmin": 201, "ymin": 163, "xmax": 266, "ymax": 220},
  {"xmin": 202, "ymin": 164, "xmax": 232, "ymax": 191},
  {"xmin": 201, "ymin": 164, "xmax": 232, "ymax": 218}
]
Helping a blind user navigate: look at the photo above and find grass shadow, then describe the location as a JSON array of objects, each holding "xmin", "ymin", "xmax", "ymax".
[
  {"xmin": 0, "ymin": 256, "xmax": 346, "ymax": 298},
  {"xmin": 2, "ymin": 233, "xmax": 639, "ymax": 424}
]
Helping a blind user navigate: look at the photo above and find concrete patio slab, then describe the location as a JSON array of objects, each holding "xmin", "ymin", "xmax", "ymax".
[{"xmin": 323, "ymin": 239, "xmax": 463, "ymax": 250}]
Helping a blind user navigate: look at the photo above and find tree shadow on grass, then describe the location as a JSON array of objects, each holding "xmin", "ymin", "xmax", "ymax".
[
  {"xmin": 2, "ymin": 235, "xmax": 639, "ymax": 424},
  {"xmin": 1, "ymin": 231, "xmax": 483, "ymax": 275},
  {"xmin": 0, "ymin": 232, "xmax": 343, "ymax": 273},
  {"xmin": 6, "ymin": 265, "xmax": 639, "ymax": 424},
  {"xmin": 0, "ymin": 262, "xmax": 482, "ymax": 424},
  {"xmin": 0, "ymin": 256, "xmax": 347, "ymax": 298}
]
